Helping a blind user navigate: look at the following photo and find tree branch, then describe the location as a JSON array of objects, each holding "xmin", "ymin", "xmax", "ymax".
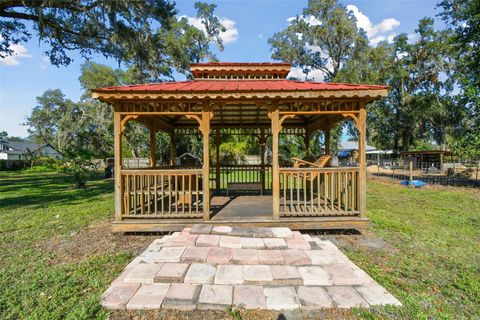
[{"xmin": 0, "ymin": 9, "xmax": 109, "ymax": 41}]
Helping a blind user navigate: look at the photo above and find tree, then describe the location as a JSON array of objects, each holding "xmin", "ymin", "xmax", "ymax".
[
  {"xmin": 26, "ymin": 89, "xmax": 114, "ymax": 159},
  {"xmin": 269, "ymin": 0, "xmax": 367, "ymax": 80},
  {"xmin": 162, "ymin": 2, "xmax": 226, "ymax": 77},
  {"xmin": 25, "ymin": 0, "xmax": 229, "ymax": 160},
  {"xmin": 0, "ymin": 131, "xmax": 25, "ymax": 141},
  {"xmin": 385, "ymin": 19, "xmax": 458, "ymax": 152},
  {"xmin": 0, "ymin": 0, "xmax": 176, "ymax": 68},
  {"xmin": 268, "ymin": 0, "xmax": 369, "ymax": 153},
  {"xmin": 438, "ymin": 0, "xmax": 480, "ymax": 159}
]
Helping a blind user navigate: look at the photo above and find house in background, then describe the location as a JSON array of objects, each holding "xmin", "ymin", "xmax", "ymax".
[
  {"xmin": 337, "ymin": 141, "xmax": 393, "ymax": 166},
  {"xmin": 337, "ymin": 141, "xmax": 374, "ymax": 165},
  {"xmin": 0, "ymin": 139, "xmax": 62, "ymax": 160}
]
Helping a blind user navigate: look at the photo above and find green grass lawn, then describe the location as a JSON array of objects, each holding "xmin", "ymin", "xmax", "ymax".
[{"xmin": 0, "ymin": 171, "xmax": 479, "ymax": 319}]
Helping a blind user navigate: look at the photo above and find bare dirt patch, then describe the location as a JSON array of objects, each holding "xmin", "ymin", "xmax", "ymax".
[
  {"xmin": 109, "ymin": 307, "xmax": 353, "ymax": 320},
  {"xmin": 43, "ymin": 220, "xmax": 161, "ymax": 265}
]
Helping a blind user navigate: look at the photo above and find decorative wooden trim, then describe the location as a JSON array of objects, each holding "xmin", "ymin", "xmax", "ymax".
[
  {"xmin": 120, "ymin": 115, "xmax": 139, "ymax": 133},
  {"xmin": 185, "ymin": 114, "xmax": 202, "ymax": 125},
  {"xmin": 341, "ymin": 113, "xmax": 361, "ymax": 131},
  {"xmin": 268, "ymin": 112, "xmax": 296, "ymax": 135},
  {"xmin": 92, "ymin": 89, "xmax": 389, "ymax": 102},
  {"xmin": 186, "ymin": 112, "xmax": 213, "ymax": 135}
]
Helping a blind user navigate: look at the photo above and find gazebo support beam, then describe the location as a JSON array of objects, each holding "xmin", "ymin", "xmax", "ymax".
[
  {"xmin": 150, "ymin": 127, "xmax": 156, "ymax": 167},
  {"xmin": 358, "ymin": 102, "xmax": 367, "ymax": 218},
  {"xmin": 260, "ymin": 128, "xmax": 266, "ymax": 193},
  {"xmin": 304, "ymin": 127, "xmax": 310, "ymax": 156},
  {"xmin": 270, "ymin": 109, "xmax": 280, "ymax": 220},
  {"xmin": 113, "ymin": 112, "xmax": 123, "ymax": 221},
  {"xmin": 269, "ymin": 109, "xmax": 295, "ymax": 220},
  {"xmin": 215, "ymin": 128, "xmax": 221, "ymax": 194},
  {"xmin": 325, "ymin": 127, "xmax": 331, "ymax": 155},
  {"xmin": 169, "ymin": 132, "xmax": 175, "ymax": 166},
  {"xmin": 202, "ymin": 110, "xmax": 212, "ymax": 220}
]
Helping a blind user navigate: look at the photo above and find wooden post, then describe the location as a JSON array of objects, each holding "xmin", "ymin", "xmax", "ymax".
[
  {"xmin": 201, "ymin": 109, "xmax": 211, "ymax": 220},
  {"xmin": 409, "ymin": 158, "xmax": 413, "ymax": 181},
  {"xmin": 325, "ymin": 127, "xmax": 331, "ymax": 155},
  {"xmin": 270, "ymin": 109, "xmax": 280, "ymax": 219},
  {"xmin": 150, "ymin": 127, "xmax": 156, "ymax": 167},
  {"xmin": 215, "ymin": 128, "xmax": 221, "ymax": 194},
  {"xmin": 260, "ymin": 128, "xmax": 266, "ymax": 193},
  {"xmin": 439, "ymin": 152, "xmax": 444, "ymax": 172},
  {"xmin": 358, "ymin": 103, "xmax": 367, "ymax": 218},
  {"xmin": 113, "ymin": 112, "xmax": 123, "ymax": 221},
  {"xmin": 169, "ymin": 132, "xmax": 175, "ymax": 166},
  {"xmin": 303, "ymin": 128, "xmax": 310, "ymax": 157}
]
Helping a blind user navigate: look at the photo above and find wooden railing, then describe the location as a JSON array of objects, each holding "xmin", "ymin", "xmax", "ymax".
[
  {"xmin": 279, "ymin": 167, "xmax": 359, "ymax": 217},
  {"xmin": 209, "ymin": 164, "xmax": 273, "ymax": 191},
  {"xmin": 121, "ymin": 168, "xmax": 204, "ymax": 218}
]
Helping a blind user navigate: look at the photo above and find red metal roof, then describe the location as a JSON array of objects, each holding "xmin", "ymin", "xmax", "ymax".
[{"xmin": 94, "ymin": 80, "xmax": 388, "ymax": 93}]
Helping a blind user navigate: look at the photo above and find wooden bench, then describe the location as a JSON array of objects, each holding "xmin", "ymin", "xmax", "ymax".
[{"xmin": 227, "ymin": 182, "xmax": 263, "ymax": 196}]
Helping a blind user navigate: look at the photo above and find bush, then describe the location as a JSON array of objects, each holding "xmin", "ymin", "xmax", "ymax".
[
  {"xmin": 32, "ymin": 157, "xmax": 63, "ymax": 169},
  {"xmin": 22, "ymin": 157, "xmax": 63, "ymax": 173},
  {"xmin": 59, "ymin": 158, "xmax": 100, "ymax": 188}
]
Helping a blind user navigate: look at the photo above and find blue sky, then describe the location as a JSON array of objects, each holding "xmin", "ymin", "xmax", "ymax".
[{"xmin": 0, "ymin": 0, "xmax": 441, "ymax": 137}]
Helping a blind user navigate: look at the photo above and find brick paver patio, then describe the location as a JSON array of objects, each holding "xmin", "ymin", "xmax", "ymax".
[{"xmin": 101, "ymin": 226, "xmax": 401, "ymax": 311}]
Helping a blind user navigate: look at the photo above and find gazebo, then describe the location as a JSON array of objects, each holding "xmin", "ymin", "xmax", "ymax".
[{"xmin": 92, "ymin": 62, "xmax": 388, "ymax": 232}]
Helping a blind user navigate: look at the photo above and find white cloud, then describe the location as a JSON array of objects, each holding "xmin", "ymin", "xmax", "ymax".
[
  {"xmin": 287, "ymin": 15, "xmax": 321, "ymax": 26},
  {"xmin": 407, "ymin": 33, "xmax": 419, "ymax": 44},
  {"xmin": 0, "ymin": 43, "xmax": 32, "ymax": 66},
  {"xmin": 182, "ymin": 16, "xmax": 239, "ymax": 44},
  {"xmin": 39, "ymin": 56, "xmax": 50, "ymax": 69},
  {"xmin": 258, "ymin": 33, "xmax": 264, "ymax": 39},
  {"xmin": 288, "ymin": 66, "xmax": 326, "ymax": 81},
  {"xmin": 346, "ymin": 4, "xmax": 400, "ymax": 46}
]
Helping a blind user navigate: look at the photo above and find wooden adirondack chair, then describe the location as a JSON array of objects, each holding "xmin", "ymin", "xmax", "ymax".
[{"xmin": 290, "ymin": 155, "xmax": 331, "ymax": 180}]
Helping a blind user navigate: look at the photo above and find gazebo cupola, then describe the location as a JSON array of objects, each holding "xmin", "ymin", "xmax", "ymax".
[{"xmin": 190, "ymin": 62, "xmax": 291, "ymax": 79}]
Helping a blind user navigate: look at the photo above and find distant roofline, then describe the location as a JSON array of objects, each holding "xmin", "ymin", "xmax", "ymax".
[
  {"xmin": 0, "ymin": 139, "xmax": 62, "ymax": 155},
  {"xmin": 401, "ymin": 150, "xmax": 453, "ymax": 155}
]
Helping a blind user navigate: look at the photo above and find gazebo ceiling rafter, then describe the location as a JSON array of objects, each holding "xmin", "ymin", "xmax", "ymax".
[{"xmin": 112, "ymin": 98, "xmax": 369, "ymax": 133}]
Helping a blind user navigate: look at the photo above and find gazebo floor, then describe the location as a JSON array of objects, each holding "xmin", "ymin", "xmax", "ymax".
[
  {"xmin": 211, "ymin": 195, "xmax": 274, "ymax": 221},
  {"xmin": 113, "ymin": 195, "xmax": 368, "ymax": 232}
]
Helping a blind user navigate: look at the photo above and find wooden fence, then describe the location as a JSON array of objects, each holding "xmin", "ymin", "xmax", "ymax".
[
  {"xmin": 279, "ymin": 167, "xmax": 359, "ymax": 217},
  {"xmin": 121, "ymin": 168, "xmax": 204, "ymax": 218},
  {"xmin": 119, "ymin": 166, "xmax": 361, "ymax": 219},
  {"xmin": 209, "ymin": 164, "xmax": 273, "ymax": 191}
]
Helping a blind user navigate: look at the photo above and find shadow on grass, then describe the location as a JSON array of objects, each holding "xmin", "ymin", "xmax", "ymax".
[{"xmin": 0, "ymin": 171, "xmax": 113, "ymax": 211}]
